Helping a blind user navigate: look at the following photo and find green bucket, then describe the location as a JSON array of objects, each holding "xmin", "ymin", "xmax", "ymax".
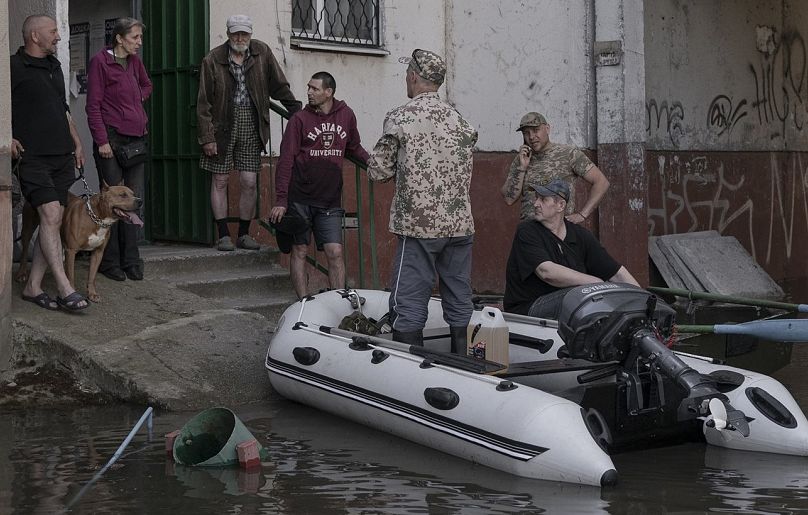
[{"xmin": 173, "ymin": 407, "xmax": 263, "ymax": 467}]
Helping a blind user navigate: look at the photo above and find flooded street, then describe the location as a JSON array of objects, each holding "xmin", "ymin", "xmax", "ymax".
[
  {"xmin": 4, "ymin": 282, "xmax": 808, "ymax": 513},
  {"xmin": 4, "ymin": 349, "xmax": 808, "ymax": 515}
]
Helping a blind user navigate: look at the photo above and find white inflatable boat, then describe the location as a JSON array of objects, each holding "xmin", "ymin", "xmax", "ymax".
[{"xmin": 265, "ymin": 285, "xmax": 808, "ymax": 487}]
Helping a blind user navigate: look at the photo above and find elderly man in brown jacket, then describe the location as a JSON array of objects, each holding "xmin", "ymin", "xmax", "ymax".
[{"xmin": 197, "ymin": 14, "xmax": 301, "ymax": 251}]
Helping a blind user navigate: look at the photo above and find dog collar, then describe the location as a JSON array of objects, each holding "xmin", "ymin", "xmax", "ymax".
[{"xmin": 84, "ymin": 195, "xmax": 114, "ymax": 229}]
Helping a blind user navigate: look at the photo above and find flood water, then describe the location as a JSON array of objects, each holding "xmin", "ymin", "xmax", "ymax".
[
  {"xmin": 5, "ymin": 280, "xmax": 808, "ymax": 513},
  {"xmin": 4, "ymin": 347, "xmax": 808, "ymax": 515}
]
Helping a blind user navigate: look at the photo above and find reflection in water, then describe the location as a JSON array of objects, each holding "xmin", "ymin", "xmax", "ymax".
[
  {"xmin": 259, "ymin": 410, "xmax": 606, "ymax": 514},
  {"xmin": 701, "ymin": 447, "xmax": 808, "ymax": 513},
  {"xmin": 2, "ymin": 385, "xmax": 808, "ymax": 513}
]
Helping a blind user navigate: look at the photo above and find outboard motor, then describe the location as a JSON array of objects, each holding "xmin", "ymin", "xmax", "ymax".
[{"xmin": 558, "ymin": 283, "xmax": 749, "ymax": 437}]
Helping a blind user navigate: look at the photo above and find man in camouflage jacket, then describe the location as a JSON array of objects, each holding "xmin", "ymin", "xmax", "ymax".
[
  {"xmin": 368, "ymin": 49, "xmax": 478, "ymax": 353},
  {"xmin": 500, "ymin": 112, "xmax": 610, "ymax": 224}
]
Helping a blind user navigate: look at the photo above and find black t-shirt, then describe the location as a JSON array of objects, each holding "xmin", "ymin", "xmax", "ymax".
[
  {"xmin": 503, "ymin": 219, "xmax": 621, "ymax": 315},
  {"xmin": 11, "ymin": 47, "xmax": 74, "ymax": 156}
]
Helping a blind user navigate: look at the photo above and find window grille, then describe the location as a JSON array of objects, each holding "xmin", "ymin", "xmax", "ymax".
[{"xmin": 292, "ymin": 0, "xmax": 380, "ymax": 47}]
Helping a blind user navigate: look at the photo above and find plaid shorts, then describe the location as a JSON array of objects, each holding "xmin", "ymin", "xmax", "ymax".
[{"xmin": 200, "ymin": 104, "xmax": 262, "ymax": 174}]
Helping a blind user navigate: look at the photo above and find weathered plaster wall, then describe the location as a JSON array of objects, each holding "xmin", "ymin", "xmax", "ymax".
[
  {"xmin": 211, "ymin": 1, "xmax": 599, "ymax": 154},
  {"xmin": 447, "ymin": 0, "xmax": 595, "ymax": 151},
  {"xmin": 645, "ymin": 0, "xmax": 808, "ymax": 151},
  {"xmin": 209, "ymin": 0, "xmax": 446, "ymax": 155}
]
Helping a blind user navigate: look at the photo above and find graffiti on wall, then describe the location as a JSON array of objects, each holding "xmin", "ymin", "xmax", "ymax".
[
  {"xmin": 707, "ymin": 95, "xmax": 748, "ymax": 138},
  {"xmin": 646, "ymin": 99, "xmax": 684, "ymax": 147},
  {"xmin": 750, "ymin": 27, "xmax": 806, "ymax": 138},
  {"xmin": 707, "ymin": 26, "xmax": 807, "ymax": 141},
  {"xmin": 648, "ymin": 152, "xmax": 808, "ymax": 265}
]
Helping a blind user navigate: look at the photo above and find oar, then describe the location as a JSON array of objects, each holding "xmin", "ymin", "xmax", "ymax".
[
  {"xmin": 648, "ymin": 286, "xmax": 808, "ymax": 313},
  {"xmin": 676, "ymin": 319, "xmax": 808, "ymax": 342}
]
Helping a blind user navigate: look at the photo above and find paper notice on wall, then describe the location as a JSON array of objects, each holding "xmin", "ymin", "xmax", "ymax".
[{"xmin": 69, "ymin": 22, "xmax": 89, "ymax": 94}]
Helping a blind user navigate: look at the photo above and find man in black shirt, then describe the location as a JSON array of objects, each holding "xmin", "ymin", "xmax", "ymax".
[
  {"xmin": 12, "ymin": 14, "xmax": 88, "ymax": 311},
  {"xmin": 504, "ymin": 179, "xmax": 638, "ymax": 318}
]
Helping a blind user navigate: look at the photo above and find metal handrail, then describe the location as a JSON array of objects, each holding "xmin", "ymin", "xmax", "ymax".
[{"xmin": 266, "ymin": 102, "xmax": 379, "ymax": 288}]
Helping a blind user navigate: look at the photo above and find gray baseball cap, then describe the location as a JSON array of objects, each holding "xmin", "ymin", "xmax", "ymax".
[{"xmin": 529, "ymin": 179, "xmax": 570, "ymax": 202}]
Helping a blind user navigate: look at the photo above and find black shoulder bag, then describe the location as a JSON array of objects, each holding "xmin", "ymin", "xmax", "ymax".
[{"xmin": 115, "ymin": 138, "xmax": 149, "ymax": 168}]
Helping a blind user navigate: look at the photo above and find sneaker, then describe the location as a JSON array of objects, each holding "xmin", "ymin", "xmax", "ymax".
[
  {"xmin": 236, "ymin": 234, "xmax": 260, "ymax": 250},
  {"xmin": 217, "ymin": 236, "xmax": 235, "ymax": 251}
]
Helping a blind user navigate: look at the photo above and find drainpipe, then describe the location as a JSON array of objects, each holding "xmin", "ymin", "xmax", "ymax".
[{"xmin": 592, "ymin": 0, "xmax": 649, "ymax": 284}]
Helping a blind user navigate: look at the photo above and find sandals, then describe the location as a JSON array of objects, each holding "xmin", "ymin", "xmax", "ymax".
[
  {"xmin": 21, "ymin": 292, "xmax": 59, "ymax": 311},
  {"xmin": 56, "ymin": 291, "xmax": 90, "ymax": 312}
]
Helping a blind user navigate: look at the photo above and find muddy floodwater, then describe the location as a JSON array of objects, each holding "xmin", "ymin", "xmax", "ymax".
[
  {"xmin": 3, "ymin": 350, "xmax": 808, "ymax": 515},
  {"xmin": 4, "ymin": 281, "xmax": 808, "ymax": 513}
]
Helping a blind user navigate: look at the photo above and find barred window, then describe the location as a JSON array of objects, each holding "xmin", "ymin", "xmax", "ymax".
[{"xmin": 292, "ymin": 0, "xmax": 380, "ymax": 47}]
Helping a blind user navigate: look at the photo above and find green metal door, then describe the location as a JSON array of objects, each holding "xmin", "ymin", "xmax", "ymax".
[{"xmin": 143, "ymin": 0, "xmax": 212, "ymax": 243}]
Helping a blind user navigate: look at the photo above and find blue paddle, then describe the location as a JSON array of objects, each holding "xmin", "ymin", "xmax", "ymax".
[{"xmin": 677, "ymin": 319, "xmax": 808, "ymax": 342}]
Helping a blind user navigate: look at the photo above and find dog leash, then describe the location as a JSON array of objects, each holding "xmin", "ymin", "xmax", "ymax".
[
  {"xmin": 77, "ymin": 166, "xmax": 95, "ymax": 196},
  {"xmin": 76, "ymin": 167, "xmax": 114, "ymax": 228}
]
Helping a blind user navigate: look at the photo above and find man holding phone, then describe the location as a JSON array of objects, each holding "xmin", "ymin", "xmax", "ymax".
[{"xmin": 500, "ymin": 112, "xmax": 609, "ymax": 224}]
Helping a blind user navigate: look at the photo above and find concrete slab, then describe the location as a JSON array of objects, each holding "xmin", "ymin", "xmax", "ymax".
[
  {"xmin": 672, "ymin": 236, "xmax": 784, "ymax": 300},
  {"xmin": 649, "ymin": 231, "xmax": 784, "ymax": 300},
  {"xmin": 651, "ymin": 231, "xmax": 719, "ymax": 293},
  {"xmin": 8, "ymin": 256, "xmax": 287, "ymax": 410},
  {"xmin": 649, "ymin": 237, "xmax": 687, "ymax": 290}
]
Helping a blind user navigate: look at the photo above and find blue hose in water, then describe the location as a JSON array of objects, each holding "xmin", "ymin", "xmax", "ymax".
[{"xmin": 64, "ymin": 407, "xmax": 154, "ymax": 512}]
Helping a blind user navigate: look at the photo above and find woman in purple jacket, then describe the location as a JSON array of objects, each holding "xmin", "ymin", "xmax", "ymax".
[{"xmin": 86, "ymin": 17, "xmax": 152, "ymax": 281}]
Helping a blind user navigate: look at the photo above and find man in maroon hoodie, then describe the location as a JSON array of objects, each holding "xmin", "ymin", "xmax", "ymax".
[{"xmin": 270, "ymin": 71, "xmax": 369, "ymax": 298}]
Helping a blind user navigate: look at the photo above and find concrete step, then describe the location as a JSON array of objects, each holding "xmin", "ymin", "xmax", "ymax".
[
  {"xmin": 173, "ymin": 266, "xmax": 292, "ymax": 298},
  {"xmin": 140, "ymin": 243, "xmax": 279, "ymax": 279},
  {"xmin": 137, "ymin": 242, "xmax": 298, "ymax": 328},
  {"xmin": 217, "ymin": 291, "xmax": 300, "ymax": 329}
]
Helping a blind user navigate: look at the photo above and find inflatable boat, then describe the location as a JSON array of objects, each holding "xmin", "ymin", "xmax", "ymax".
[{"xmin": 265, "ymin": 285, "xmax": 808, "ymax": 487}]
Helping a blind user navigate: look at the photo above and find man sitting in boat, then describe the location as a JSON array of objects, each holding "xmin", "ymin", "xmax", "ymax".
[{"xmin": 503, "ymin": 179, "xmax": 640, "ymax": 318}]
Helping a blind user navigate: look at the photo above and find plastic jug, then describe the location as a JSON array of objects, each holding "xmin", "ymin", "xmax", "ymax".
[{"xmin": 467, "ymin": 306, "xmax": 509, "ymax": 366}]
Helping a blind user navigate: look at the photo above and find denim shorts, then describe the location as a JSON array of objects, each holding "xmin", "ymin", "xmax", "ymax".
[{"xmin": 289, "ymin": 202, "xmax": 344, "ymax": 250}]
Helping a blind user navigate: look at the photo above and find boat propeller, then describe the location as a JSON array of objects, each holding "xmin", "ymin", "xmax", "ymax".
[{"xmin": 703, "ymin": 397, "xmax": 751, "ymax": 436}]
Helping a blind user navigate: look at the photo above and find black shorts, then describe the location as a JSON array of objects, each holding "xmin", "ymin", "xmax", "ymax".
[
  {"xmin": 18, "ymin": 154, "xmax": 75, "ymax": 208},
  {"xmin": 289, "ymin": 202, "xmax": 344, "ymax": 250}
]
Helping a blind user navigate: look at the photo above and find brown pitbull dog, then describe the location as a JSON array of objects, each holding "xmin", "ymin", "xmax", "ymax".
[{"xmin": 16, "ymin": 183, "xmax": 143, "ymax": 302}]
